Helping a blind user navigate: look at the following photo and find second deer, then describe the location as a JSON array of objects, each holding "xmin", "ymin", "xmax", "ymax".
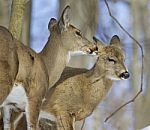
[{"xmin": 39, "ymin": 35, "xmax": 130, "ymax": 130}]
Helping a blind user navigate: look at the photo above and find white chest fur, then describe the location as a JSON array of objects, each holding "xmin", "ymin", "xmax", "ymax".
[{"xmin": 2, "ymin": 83, "xmax": 28, "ymax": 111}]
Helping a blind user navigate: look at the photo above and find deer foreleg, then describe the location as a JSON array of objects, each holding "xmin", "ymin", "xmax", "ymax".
[
  {"xmin": 25, "ymin": 97, "xmax": 42, "ymax": 130},
  {"xmin": 56, "ymin": 113, "xmax": 75, "ymax": 130},
  {"xmin": 3, "ymin": 105, "xmax": 12, "ymax": 130}
]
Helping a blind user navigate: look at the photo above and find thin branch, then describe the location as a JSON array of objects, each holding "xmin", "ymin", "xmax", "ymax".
[
  {"xmin": 81, "ymin": 119, "xmax": 85, "ymax": 130},
  {"xmin": 104, "ymin": 0, "xmax": 144, "ymax": 122}
]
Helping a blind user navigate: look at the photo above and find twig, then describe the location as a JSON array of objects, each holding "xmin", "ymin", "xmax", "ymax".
[
  {"xmin": 104, "ymin": 0, "xmax": 144, "ymax": 122},
  {"xmin": 81, "ymin": 119, "xmax": 85, "ymax": 130}
]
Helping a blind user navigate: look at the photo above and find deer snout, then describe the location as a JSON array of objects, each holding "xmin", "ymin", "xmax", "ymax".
[{"xmin": 119, "ymin": 71, "xmax": 130, "ymax": 79}]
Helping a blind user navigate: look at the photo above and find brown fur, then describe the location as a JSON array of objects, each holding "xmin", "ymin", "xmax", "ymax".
[
  {"xmin": 0, "ymin": 6, "xmax": 94, "ymax": 130},
  {"xmin": 40, "ymin": 36, "xmax": 129, "ymax": 130}
]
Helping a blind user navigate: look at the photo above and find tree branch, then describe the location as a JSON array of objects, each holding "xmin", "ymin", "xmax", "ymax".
[
  {"xmin": 104, "ymin": 0, "xmax": 144, "ymax": 122},
  {"xmin": 81, "ymin": 119, "xmax": 85, "ymax": 130}
]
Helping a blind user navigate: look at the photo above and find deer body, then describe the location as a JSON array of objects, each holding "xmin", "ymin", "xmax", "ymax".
[
  {"xmin": 0, "ymin": 33, "xmax": 49, "ymax": 130},
  {"xmin": 40, "ymin": 36, "xmax": 130, "ymax": 130},
  {"xmin": 42, "ymin": 65, "xmax": 112, "ymax": 121},
  {"xmin": 0, "ymin": 6, "xmax": 93, "ymax": 130}
]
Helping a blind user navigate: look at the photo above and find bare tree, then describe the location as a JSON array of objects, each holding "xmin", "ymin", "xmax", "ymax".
[
  {"xmin": 9, "ymin": 0, "xmax": 29, "ymax": 40},
  {"xmin": 21, "ymin": 1, "xmax": 31, "ymax": 46}
]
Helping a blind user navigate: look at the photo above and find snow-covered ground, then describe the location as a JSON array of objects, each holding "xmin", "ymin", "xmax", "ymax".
[{"xmin": 141, "ymin": 126, "xmax": 150, "ymax": 130}]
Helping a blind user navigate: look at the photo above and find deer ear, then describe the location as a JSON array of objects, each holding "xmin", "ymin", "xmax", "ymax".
[
  {"xmin": 48, "ymin": 18, "xmax": 57, "ymax": 31},
  {"xmin": 58, "ymin": 5, "xmax": 71, "ymax": 33},
  {"xmin": 110, "ymin": 35, "xmax": 122, "ymax": 49},
  {"xmin": 93, "ymin": 36, "xmax": 104, "ymax": 52}
]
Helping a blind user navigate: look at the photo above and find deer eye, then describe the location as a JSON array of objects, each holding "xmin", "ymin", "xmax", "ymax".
[
  {"xmin": 107, "ymin": 57, "xmax": 116, "ymax": 64},
  {"xmin": 75, "ymin": 31, "xmax": 82, "ymax": 36}
]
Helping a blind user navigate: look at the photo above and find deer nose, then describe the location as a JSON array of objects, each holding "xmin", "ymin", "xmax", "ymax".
[{"xmin": 119, "ymin": 71, "xmax": 130, "ymax": 79}]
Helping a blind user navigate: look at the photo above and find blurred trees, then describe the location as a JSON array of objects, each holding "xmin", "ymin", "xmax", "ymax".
[
  {"xmin": 21, "ymin": 1, "xmax": 31, "ymax": 46},
  {"xmin": 131, "ymin": 0, "xmax": 150, "ymax": 129},
  {"xmin": 0, "ymin": 0, "xmax": 10, "ymax": 27},
  {"xmin": 0, "ymin": 0, "xmax": 31, "ymax": 45}
]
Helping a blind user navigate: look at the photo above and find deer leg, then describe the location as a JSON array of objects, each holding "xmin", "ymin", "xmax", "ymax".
[
  {"xmin": 0, "ymin": 84, "xmax": 13, "ymax": 130},
  {"xmin": 56, "ymin": 113, "xmax": 75, "ymax": 130},
  {"xmin": 25, "ymin": 84, "xmax": 47, "ymax": 130},
  {"xmin": 10, "ymin": 111, "xmax": 25, "ymax": 130},
  {"xmin": 25, "ymin": 97, "xmax": 41, "ymax": 130},
  {"xmin": 0, "ymin": 62, "xmax": 12, "ymax": 105},
  {"xmin": 13, "ymin": 113, "xmax": 27, "ymax": 130},
  {"xmin": 0, "ymin": 78, "xmax": 12, "ymax": 130},
  {"xmin": 24, "ymin": 62, "xmax": 48, "ymax": 130},
  {"xmin": 3, "ymin": 105, "xmax": 12, "ymax": 130}
]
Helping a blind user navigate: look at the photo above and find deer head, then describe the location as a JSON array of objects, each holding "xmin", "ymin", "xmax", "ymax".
[
  {"xmin": 47, "ymin": 6, "xmax": 94, "ymax": 53},
  {"xmin": 93, "ymin": 35, "xmax": 130, "ymax": 80}
]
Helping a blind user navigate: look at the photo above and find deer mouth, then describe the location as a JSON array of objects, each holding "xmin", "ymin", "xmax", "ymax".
[
  {"xmin": 80, "ymin": 44, "xmax": 98, "ymax": 55},
  {"xmin": 68, "ymin": 51, "xmax": 97, "ymax": 57}
]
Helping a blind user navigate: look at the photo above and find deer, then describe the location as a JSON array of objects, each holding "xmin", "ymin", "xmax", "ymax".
[
  {"xmin": 0, "ymin": 5, "xmax": 95, "ymax": 130},
  {"xmin": 37, "ymin": 35, "xmax": 129, "ymax": 130}
]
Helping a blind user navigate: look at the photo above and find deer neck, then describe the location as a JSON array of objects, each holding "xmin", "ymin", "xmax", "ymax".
[
  {"xmin": 86, "ymin": 63, "xmax": 108, "ymax": 82},
  {"xmin": 39, "ymin": 36, "xmax": 68, "ymax": 87},
  {"xmin": 85, "ymin": 63, "xmax": 113, "ymax": 108}
]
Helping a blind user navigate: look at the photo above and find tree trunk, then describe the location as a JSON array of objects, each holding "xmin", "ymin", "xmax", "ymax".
[
  {"xmin": 21, "ymin": 0, "xmax": 31, "ymax": 46},
  {"xmin": 9, "ymin": 0, "xmax": 29, "ymax": 40},
  {"xmin": 130, "ymin": 0, "xmax": 150, "ymax": 129},
  {"xmin": 132, "ymin": 0, "xmax": 150, "ymax": 129},
  {"xmin": 0, "ymin": 0, "xmax": 10, "ymax": 27},
  {"xmin": 130, "ymin": 0, "xmax": 142, "ymax": 129}
]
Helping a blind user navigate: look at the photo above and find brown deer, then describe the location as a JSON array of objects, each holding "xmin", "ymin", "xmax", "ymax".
[
  {"xmin": 38, "ymin": 35, "xmax": 130, "ymax": 130},
  {"xmin": 0, "ymin": 6, "xmax": 94, "ymax": 130}
]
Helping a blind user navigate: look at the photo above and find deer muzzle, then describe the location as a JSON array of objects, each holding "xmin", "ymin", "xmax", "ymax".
[{"xmin": 119, "ymin": 71, "xmax": 130, "ymax": 79}]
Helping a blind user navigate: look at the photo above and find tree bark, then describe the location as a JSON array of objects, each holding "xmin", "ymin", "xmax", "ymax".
[
  {"xmin": 130, "ymin": 0, "xmax": 142, "ymax": 129},
  {"xmin": 9, "ymin": 0, "xmax": 29, "ymax": 40},
  {"xmin": 0, "ymin": 0, "xmax": 10, "ymax": 27},
  {"xmin": 21, "ymin": 0, "xmax": 31, "ymax": 46}
]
